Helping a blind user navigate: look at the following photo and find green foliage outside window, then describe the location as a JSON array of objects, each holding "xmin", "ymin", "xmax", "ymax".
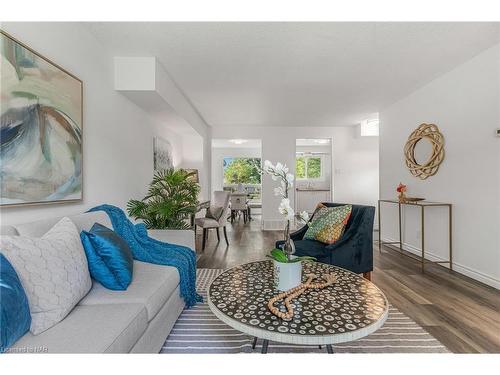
[
  {"xmin": 307, "ymin": 157, "xmax": 321, "ymax": 178},
  {"xmin": 296, "ymin": 157, "xmax": 305, "ymax": 178},
  {"xmin": 295, "ymin": 156, "xmax": 322, "ymax": 179},
  {"xmin": 223, "ymin": 158, "xmax": 261, "ymax": 184}
]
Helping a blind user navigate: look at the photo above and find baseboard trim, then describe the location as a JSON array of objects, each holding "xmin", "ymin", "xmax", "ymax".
[{"xmin": 382, "ymin": 236, "xmax": 500, "ymax": 290}]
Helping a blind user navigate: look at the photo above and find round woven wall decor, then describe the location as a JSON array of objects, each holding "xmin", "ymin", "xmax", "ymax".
[{"xmin": 404, "ymin": 123, "xmax": 445, "ymax": 180}]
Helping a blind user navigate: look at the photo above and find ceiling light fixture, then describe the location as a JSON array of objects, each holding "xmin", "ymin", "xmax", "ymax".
[{"xmin": 229, "ymin": 139, "xmax": 248, "ymax": 145}]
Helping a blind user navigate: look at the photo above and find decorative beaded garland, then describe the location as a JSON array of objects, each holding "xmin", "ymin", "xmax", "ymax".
[
  {"xmin": 403, "ymin": 123, "xmax": 445, "ymax": 180},
  {"xmin": 208, "ymin": 260, "xmax": 388, "ymax": 337},
  {"xmin": 267, "ymin": 273, "xmax": 337, "ymax": 320}
]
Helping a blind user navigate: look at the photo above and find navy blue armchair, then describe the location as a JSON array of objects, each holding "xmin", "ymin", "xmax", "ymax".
[{"xmin": 276, "ymin": 203, "xmax": 375, "ymax": 279}]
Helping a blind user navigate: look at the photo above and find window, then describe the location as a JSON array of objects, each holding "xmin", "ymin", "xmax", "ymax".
[
  {"xmin": 296, "ymin": 155, "xmax": 322, "ymax": 179},
  {"xmin": 360, "ymin": 119, "xmax": 379, "ymax": 136},
  {"xmin": 223, "ymin": 157, "xmax": 261, "ymax": 185}
]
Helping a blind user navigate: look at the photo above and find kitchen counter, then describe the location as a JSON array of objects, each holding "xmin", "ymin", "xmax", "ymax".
[{"xmin": 296, "ymin": 188, "xmax": 331, "ymax": 192}]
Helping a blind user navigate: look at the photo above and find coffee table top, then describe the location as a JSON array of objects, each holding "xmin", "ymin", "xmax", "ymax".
[{"xmin": 207, "ymin": 260, "xmax": 388, "ymax": 345}]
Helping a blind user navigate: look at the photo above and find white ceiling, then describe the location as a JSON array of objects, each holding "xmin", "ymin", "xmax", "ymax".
[{"xmin": 86, "ymin": 22, "xmax": 500, "ymax": 127}]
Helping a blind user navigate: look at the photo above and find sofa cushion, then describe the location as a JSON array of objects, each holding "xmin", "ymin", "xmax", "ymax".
[
  {"xmin": 12, "ymin": 303, "xmax": 147, "ymax": 353},
  {"xmin": 80, "ymin": 223, "xmax": 134, "ymax": 290},
  {"xmin": 0, "ymin": 217, "xmax": 92, "ymax": 335},
  {"xmin": 79, "ymin": 260, "xmax": 180, "ymax": 321},
  {"xmin": 147, "ymin": 229, "xmax": 195, "ymax": 250}
]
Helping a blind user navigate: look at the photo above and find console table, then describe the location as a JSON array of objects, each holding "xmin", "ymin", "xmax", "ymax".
[{"xmin": 378, "ymin": 199, "xmax": 453, "ymax": 272}]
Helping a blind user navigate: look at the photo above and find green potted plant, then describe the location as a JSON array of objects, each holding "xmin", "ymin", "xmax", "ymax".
[
  {"xmin": 261, "ymin": 160, "xmax": 314, "ymax": 290},
  {"xmin": 127, "ymin": 169, "xmax": 200, "ymax": 229}
]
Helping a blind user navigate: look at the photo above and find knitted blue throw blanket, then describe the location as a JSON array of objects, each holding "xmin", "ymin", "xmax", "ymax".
[{"xmin": 88, "ymin": 204, "xmax": 202, "ymax": 307}]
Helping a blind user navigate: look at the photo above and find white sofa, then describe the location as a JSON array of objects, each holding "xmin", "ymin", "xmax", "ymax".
[{"xmin": 0, "ymin": 211, "xmax": 195, "ymax": 353}]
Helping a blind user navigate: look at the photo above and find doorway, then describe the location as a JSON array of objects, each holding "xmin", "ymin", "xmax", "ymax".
[{"xmin": 295, "ymin": 138, "xmax": 333, "ymax": 214}]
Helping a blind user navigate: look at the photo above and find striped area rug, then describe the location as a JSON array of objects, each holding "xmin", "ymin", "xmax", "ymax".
[{"xmin": 161, "ymin": 269, "xmax": 449, "ymax": 353}]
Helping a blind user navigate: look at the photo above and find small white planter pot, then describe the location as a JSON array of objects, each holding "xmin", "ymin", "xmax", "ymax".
[{"xmin": 273, "ymin": 259, "xmax": 302, "ymax": 291}]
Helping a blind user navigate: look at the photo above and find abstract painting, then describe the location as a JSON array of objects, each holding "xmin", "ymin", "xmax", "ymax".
[
  {"xmin": 153, "ymin": 136, "xmax": 173, "ymax": 171},
  {"xmin": 0, "ymin": 31, "xmax": 83, "ymax": 206}
]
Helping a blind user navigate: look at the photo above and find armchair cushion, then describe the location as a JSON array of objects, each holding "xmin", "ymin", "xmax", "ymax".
[{"xmin": 293, "ymin": 240, "xmax": 332, "ymax": 263}]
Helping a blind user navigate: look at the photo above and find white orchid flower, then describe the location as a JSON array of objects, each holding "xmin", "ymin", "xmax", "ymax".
[
  {"xmin": 286, "ymin": 173, "xmax": 294, "ymax": 186},
  {"xmin": 299, "ymin": 210, "xmax": 310, "ymax": 224},
  {"xmin": 274, "ymin": 187, "xmax": 284, "ymax": 197},
  {"xmin": 278, "ymin": 198, "xmax": 295, "ymax": 220},
  {"xmin": 263, "ymin": 160, "xmax": 273, "ymax": 172},
  {"xmin": 276, "ymin": 162, "xmax": 289, "ymax": 174},
  {"xmin": 278, "ymin": 197, "xmax": 291, "ymax": 214}
]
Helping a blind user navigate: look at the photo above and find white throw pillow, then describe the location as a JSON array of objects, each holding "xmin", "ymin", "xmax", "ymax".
[{"xmin": 0, "ymin": 217, "xmax": 91, "ymax": 334}]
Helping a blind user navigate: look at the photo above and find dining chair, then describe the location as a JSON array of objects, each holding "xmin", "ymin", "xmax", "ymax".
[
  {"xmin": 195, "ymin": 191, "xmax": 231, "ymax": 250},
  {"xmin": 230, "ymin": 193, "xmax": 249, "ymax": 223}
]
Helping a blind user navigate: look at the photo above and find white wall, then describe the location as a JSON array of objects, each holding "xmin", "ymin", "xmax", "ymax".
[
  {"xmin": 379, "ymin": 44, "xmax": 500, "ymax": 288},
  {"xmin": 113, "ymin": 56, "xmax": 212, "ymax": 200},
  {"xmin": 179, "ymin": 132, "xmax": 211, "ymax": 200},
  {"xmin": 0, "ymin": 22, "xmax": 184, "ymax": 225},
  {"xmin": 211, "ymin": 126, "xmax": 379, "ymax": 230},
  {"xmin": 211, "ymin": 147, "xmax": 262, "ymax": 195}
]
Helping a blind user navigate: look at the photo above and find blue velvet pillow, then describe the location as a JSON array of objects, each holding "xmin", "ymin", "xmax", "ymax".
[
  {"xmin": 80, "ymin": 223, "xmax": 133, "ymax": 290},
  {"xmin": 0, "ymin": 253, "xmax": 31, "ymax": 353}
]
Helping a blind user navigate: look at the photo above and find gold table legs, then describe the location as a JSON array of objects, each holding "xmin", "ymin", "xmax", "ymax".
[{"xmin": 378, "ymin": 200, "xmax": 453, "ymax": 273}]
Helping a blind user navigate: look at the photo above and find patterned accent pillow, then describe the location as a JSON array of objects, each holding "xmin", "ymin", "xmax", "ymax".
[
  {"xmin": 0, "ymin": 217, "xmax": 92, "ymax": 335},
  {"xmin": 304, "ymin": 205, "xmax": 352, "ymax": 245},
  {"xmin": 303, "ymin": 203, "xmax": 330, "ymax": 239}
]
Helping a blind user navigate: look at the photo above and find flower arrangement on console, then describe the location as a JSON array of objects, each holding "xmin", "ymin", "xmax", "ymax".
[
  {"xmin": 261, "ymin": 160, "xmax": 313, "ymax": 263},
  {"xmin": 396, "ymin": 182, "xmax": 407, "ymax": 202}
]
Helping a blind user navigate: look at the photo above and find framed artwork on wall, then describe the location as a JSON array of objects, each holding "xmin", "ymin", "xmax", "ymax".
[
  {"xmin": 153, "ymin": 136, "xmax": 174, "ymax": 171},
  {"xmin": 0, "ymin": 31, "xmax": 83, "ymax": 207}
]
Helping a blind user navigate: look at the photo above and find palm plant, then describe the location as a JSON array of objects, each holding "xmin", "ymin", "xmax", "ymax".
[{"xmin": 127, "ymin": 169, "xmax": 200, "ymax": 229}]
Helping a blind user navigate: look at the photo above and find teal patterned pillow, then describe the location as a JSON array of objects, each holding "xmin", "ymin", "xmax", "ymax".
[
  {"xmin": 304, "ymin": 205, "xmax": 352, "ymax": 244},
  {"xmin": 304, "ymin": 205, "xmax": 332, "ymax": 240}
]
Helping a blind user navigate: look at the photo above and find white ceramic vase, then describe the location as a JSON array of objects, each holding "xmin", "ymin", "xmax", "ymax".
[{"xmin": 273, "ymin": 259, "xmax": 302, "ymax": 291}]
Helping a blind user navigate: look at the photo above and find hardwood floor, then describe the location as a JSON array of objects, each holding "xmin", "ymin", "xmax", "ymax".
[{"xmin": 195, "ymin": 215, "xmax": 500, "ymax": 353}]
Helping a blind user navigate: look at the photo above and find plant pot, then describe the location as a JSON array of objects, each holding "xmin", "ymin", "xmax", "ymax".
[{"xmin": 273, "ymin": 259, "xmax": 302, "ymax": 291}]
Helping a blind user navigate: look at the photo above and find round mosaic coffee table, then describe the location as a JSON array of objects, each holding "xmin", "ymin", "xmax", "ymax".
[{"xmin": 207, "ymin": 260, "xmax": 388, "ymax": 353}]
